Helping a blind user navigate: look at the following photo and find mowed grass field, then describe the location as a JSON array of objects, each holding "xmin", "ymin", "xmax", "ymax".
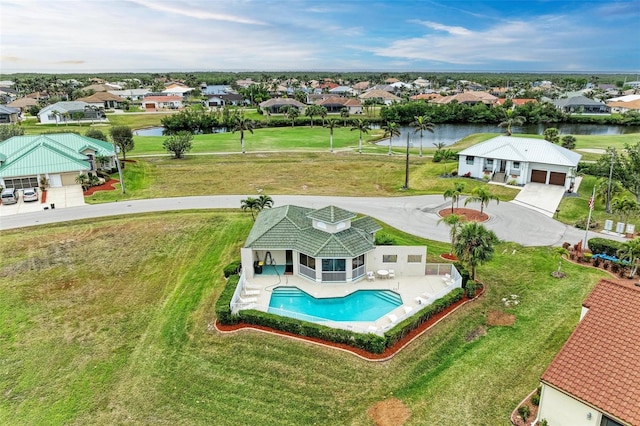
[
  {"xmin": 0, "ymin": 212, "xmax": 608, "ymax": 425},
  {"xmin": 87, "ymin": 151, "xmax": 519, "ymax": 203}
]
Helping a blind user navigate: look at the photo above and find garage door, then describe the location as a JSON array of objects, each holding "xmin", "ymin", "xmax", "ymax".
[
  {"xmin": 49, "ymin": 174, "xmax": 63, "ymax": 188},
  {"xmin": 549, "ymin": 172, "xmax": 566, "ymax": 186},
  {"xmin": 531, "ymin": 170, "xmax": 546, "ymax": 183}
]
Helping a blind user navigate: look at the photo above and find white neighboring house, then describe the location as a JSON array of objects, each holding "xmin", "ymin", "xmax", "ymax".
[
  {"xmin": 38, "ymin": 101, "xmax": 96, "ymax": 125},
  {"xmin": 141, "ymin": 95, "xmax": 183, "ymax": 110},
  {"xmin": 456, "ymin": 136, "xmax": 581, "ymax": 190}
]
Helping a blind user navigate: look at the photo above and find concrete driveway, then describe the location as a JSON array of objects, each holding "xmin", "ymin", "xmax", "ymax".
[
  {"xmin": 0, "ymin": 185, "xmax": 85, "ymax": 217},
  {"xmin": 511, "ymin": 183, "xmax": 567, "ymax": 217}
]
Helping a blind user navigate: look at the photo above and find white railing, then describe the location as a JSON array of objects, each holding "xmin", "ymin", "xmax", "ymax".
[
  {"xmin": 352, "ymin": 264, "xmax": 366, "ymax": 280},
  {"xmin": 322, "ymin": 271, "xmax": 347, "ymax": 282},
  {"xmin": 299, "ymin": 264, "xmax": 316, "ymax": 280},
  {"xmin": 230, "ymin": 269, "xmax": 249, "ymax": 314}
]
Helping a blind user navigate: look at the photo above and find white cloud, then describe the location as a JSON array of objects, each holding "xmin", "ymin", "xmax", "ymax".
[
  {"xmin": 412, "ymin": 20, "xmax": 473, "ymax": 36},
  {"xmin": 128, "ymin": 0, "xmax": 268, "ymax": 25}
]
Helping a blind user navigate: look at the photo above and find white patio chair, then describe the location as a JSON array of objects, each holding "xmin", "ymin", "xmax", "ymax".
[
  {"xmin": 388, "ymin": 269, "xmax": 395, "ymax": 279},
  {"xmin": 366, "ymin": 271, "xmax": 375, "ymax": 281}
]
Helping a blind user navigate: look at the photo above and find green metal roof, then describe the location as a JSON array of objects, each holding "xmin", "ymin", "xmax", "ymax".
[
  {"xmin": 245, "ymin": 205, "xmax": 382, "ymax": 258},
  {"xmin": 0, "ymin": 133, "xmax": 115, "ymax": 178}
]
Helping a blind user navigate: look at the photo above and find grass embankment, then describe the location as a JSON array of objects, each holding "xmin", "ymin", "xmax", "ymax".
[
  {"xmin": 87, "ymin": 152, "xmax": 519, "ymax": 203},
  {"xmin": 0, "ymin": 212, "xmax": 607, "ymax": 425}
]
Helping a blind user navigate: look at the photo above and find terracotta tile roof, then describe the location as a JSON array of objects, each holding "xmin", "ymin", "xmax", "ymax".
[
  {"xmin": 316, "ymin": 96, "xmax": 361, "ymax": 107},
  {"xmin": 541, "ymin": 279, "xmax": 640, "ymax": 425},
  {"xmin": 495, "ymin": 98, "xmax": 537, "ymax": 106},
  {"xmin": 77, "ymin": 92, "xmax": 123, "ymax": 103},
  {"xmin": 607, "ymin": 100, "xmax": 640, "ymax": 110},
  {"xmin": 410, "ymin": 93, "xmax": 442, "ymax": 101}
]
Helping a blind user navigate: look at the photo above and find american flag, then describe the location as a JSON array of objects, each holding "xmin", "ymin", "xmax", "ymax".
[{"xmin": 588, "ymin": 195, "xmax": 594, "ymax": 210}]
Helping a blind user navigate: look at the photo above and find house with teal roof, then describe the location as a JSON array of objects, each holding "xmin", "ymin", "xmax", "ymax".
[{"xmin": 0, "ymin": 133, "xmax": 116, "ymax": 189}]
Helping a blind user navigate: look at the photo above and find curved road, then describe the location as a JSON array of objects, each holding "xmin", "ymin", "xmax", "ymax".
[{"xmin": 0, "ymin": 194, "xmax": 621, "ymax": 247}]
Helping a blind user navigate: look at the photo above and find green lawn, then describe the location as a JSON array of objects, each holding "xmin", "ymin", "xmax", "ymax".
[{"xmin": 0, "ymin": 212, "xmax": 608, "ymax": 425}]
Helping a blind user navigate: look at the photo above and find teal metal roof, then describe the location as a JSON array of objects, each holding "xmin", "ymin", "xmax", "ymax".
[
  {"xmin": 0, "ymin": 133, "xmax": 115, "ymax": 178},
  {"xmin": 245, "ymin": 205, "xmax": 381, "ymax": 258}
]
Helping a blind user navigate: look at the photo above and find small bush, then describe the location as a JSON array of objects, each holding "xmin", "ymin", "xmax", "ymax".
[
  {"xmin": 518, "ymin": 405, "xmax": 531, "ymax": 420},
  {"xmin": 223, "ymin": 260, "xmax": 241, "ymax": 278},
  {"xmin": 375, "ymin": 233, "xmax": 396, "ymax": 245},
  {"xmin": 593, "ymin": 258, "xmax": 601, "ymax": 267},
  {"xmin": 465, "ymin": 280, "xmax": 479, "ymax": 298},
  {"xmin": 588, "ymin": 238, "xmax": 624, "ymax": 257},
  {"xmin": 562, "ymin": 242, "xmax": 571, "ymax": 250},
  {"xmin": 539, "ymin": 419, "xmax": 549, "ymax": 426},
  {"xmin": 531, "ymin": 393, "xmax": 540, "ymax": 406}
]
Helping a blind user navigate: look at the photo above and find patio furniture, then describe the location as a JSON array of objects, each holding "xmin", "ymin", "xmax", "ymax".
[
  {"xmin": 377, "ymin": 269, "xmax": 389, "ymax": 279},
  {"xmin": 415, "ymin": 296, "xmax": 428, "ymax": 305},
  {"xmin": 388, "ymin": 269, "xmax": 395, "ymax": 278},
  {"xmin": 366, "ymin": 271, "xmax": 375, "ymax": 281},
  {"xmin": 387, "ymin": 313, "xmax": 398, "ymax": 323}
]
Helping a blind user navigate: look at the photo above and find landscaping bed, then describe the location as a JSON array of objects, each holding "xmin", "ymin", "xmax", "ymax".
[{"xmin": 438, "ymin": 207, "xmax": 489, "ymax": 222}]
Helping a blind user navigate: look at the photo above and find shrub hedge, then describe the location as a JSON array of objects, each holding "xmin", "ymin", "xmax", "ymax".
[
  {"xmin": 223, "ymin": 260, "xmax": 242, "ymax": 278},
  {"xmin": 215, "ymin": 277, "xmax": 465, "ymax": 354},
  {"xmin": 588, "ymin": 238, "xmax": 625, "ymax": 257}
]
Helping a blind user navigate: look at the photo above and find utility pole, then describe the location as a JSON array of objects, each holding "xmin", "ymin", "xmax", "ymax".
[
  {"xmin": 112, "ymin": 141, "xmax": 126, "ymax": 194},
  {"xmin": 403, "ymin": 133, "xmax": 410, "ymax": 190},
  {"xmin": 606, "ymin": 150, "xmax": 615, "ymax": 213}
]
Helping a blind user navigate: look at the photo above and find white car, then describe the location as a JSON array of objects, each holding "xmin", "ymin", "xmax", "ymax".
[{"xmin": 23, "ymin": 188, "xmax": 39, "ymax": 202}]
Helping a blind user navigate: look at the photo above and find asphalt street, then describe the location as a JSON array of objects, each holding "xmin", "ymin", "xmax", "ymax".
[{"xmin": 0, "ymin": 194, "xmax": 623, "ymax": 247}]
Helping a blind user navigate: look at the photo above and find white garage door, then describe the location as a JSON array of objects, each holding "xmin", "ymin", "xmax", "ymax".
[{"xmin": 49, "ymin": 174, "xmax": 63, "ymax": 188}]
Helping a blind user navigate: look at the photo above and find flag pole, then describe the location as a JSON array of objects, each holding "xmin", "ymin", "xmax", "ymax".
[{"xmin": 583, "ymin": 186, "xmax": 595, "ymax": 248}]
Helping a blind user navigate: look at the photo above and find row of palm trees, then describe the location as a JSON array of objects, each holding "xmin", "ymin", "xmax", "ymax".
[
  {"xmin": 443, "ymin": 183, "xmax": 500, "ymax": 215},
  {"xmin": 240, "ymin": 194, "xmax": 274, "ymax": 220}
]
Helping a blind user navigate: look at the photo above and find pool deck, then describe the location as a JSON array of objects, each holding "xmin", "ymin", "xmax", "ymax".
[{"xmin": 237, "ymin": 272, "xmax": 459, "ymax": 335}]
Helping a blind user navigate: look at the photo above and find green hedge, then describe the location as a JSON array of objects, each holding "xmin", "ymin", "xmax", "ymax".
[
  {"xmin": 223, "ymin": 260, "xmax": 241, "ymax": 278},
  {"xmin": 384, "ymin": 288, "xmax": 464, "ymax": 347},
  {"xmin": 215, "ymin": 277, "xmax": 465, "ymax": 354},
  {"xmin": 588, "ymin": 238, "xmax": 625, "ymax": 257},
  {"xmin": 215, "ymin": 274, "xmax": 240, "ymax": 325}
]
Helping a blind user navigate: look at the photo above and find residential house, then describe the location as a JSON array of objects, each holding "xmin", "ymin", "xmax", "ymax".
[
  {"xmin": 0, "ymin": 133, "xmax": 116, "ymax": 189},
  {"xmin": 108, "ymin": 89, "xmax": 152, "ymax": 101},
  {"xmin": 141, "ymin": 95, "xmax": 183, "ymax": 111},
  {"xmin": 7, "ymin": 97, "xmax": 38, "ymax": 113},
  {"xmin": 457, "ymin": 136, "xmax": 581, "ymax": 189},
  {"xmin": 0, "ymin": 105, "xmax": 20, "ymax": 124},
  {"xmin": 434, "ymin": 91, "xmax": 497, "ymax": 105},
  {"xmin": 38, "ymin": 101, "xmax": 103, "ymax": 124},
  {"xmin": 161, "ymin": 86, "xmax": 194, "ymax": 97},
  {"xmin": 537, "ymin": 279, "xmax": 640, "ymax": 426},
  {"xmin": 412, "ymin": 77, "xmax": 431, "ymax": 88},
  {"xmin": 329, "ymin": 86, "xmax": 356, "ymax": 96},
  {"xmin": 607, "ymin": 99, "xmax": 640, "ymax": 114},
  {"xmin": 77, "ymin": 92, "xmax": 124, "ymax": 109},
  {"xmin": 410, "ymin": 93, "xmax": 443, "ymax": 102},
  {"xmin": 316, "ymin": 96, "xmax": 362, "ymax": 114},
  {"xmin": 351, "ymin": 81, "xmax": 370, "ymax": 93},
  {"xmin": 552, "ymin": 96, "xmax": 610, "ymax": 114},
  {"xmin": 494, "ymin": 98, "xmax": 537, "ymax": 107},
  {"xmin": 81, "ymin": 83, "xmax": 121, "ymax": 92},
  {"xmin": 206, "ymin": 93, "xmax": 244, "ymax": 107},
  {"xmin": 259, "ymin": 98, "xmax": 306, "ymax": 114},
  {"xmin": 359, "ymin": 89, "xmax": 401, "ymax": 105}
]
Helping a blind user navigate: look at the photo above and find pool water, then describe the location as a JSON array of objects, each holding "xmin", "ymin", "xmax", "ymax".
[{"xmin": 268, "ymin": 287, "xmax": 402, "ymax": 322}]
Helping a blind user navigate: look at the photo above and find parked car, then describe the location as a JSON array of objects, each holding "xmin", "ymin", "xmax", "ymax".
[
  {"xmin": 1, "ymin": 187, "xmax": 19, "ymax": 205},
  {"xmin": 23, "ymin": 188, "xmax": 39, "ymax": 202}
]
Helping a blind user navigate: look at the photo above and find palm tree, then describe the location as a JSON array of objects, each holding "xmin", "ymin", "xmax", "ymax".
[
  {"xmin": 612, "ymin": 197, "xmax": 639, "ymax": 225},
  {"xmin": 454, "ymin": 222, "xmax": 499, "ymax": 280},
  {"xmin": 340, "ymin": 107, "xmax": 350, "ymax": 126},
  {"xmin": 318, "ymin": 106, "xmax": 328, "ymax": 126},
  {"xmin": 464, "ymin": 186, "xmax": 500, "ymax": 215},
  {"xmin": 382, "ymin": 121, "xmax": 400, "ymax": 155},
  {"xmin": 617, "ymin": 238, "xmax": 640, "ymax": 278},
  {"xmin": 438, "ymin": 214, "xmax": 463, "ymax": 254},
  {"xmin": 256, "ymin": 194, "xmax": 274, "ymax": 210},
  {"xmin": 595, "ymin": 178, "xmax": 624, "ymax": 213},
  {"xmin": 286, "ymin": 107, "xmax": 299, "ymax": 127},
  {"xmin": 440, "ymin": 149, "xmax": 458, "ymax": 175},
  {"xmin": 498, "ymin": 109, "xmax": 526, "ymax": 136},
  {"xmin": 232, "ymin": 114, "xmax": 255, "ymax": 154},
  {"xmin": 51, "ymin": 110, "xmax": 61, "ymax": 126},
  {"xmin": 350, "ymin": 119, "xmax": 370, "ymax": 154},
  {"xmin": 443, "ymin": 183, "xmax": 464, "ymax": 214},
  {"xmin": 412, "ymin": 115, "xmax": 434, "ymax": 157},
  {"xmin": 240, "ymin": 197, "xmax": 259, "ymax": 220},
  {"xmin": 305, "ymin": 104, "xmax": 319, "ymax": 128},
  {"xmin": 325, "ymin": 118, "xmax": 339, "ymax": 152}
]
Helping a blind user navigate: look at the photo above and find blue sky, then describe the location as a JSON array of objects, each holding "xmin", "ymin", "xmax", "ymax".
[{"xmin": 1, "ymin": 0, "xmax": 639, "ymax": 73}]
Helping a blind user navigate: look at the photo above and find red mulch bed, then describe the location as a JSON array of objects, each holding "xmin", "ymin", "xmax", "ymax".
[
  {"xmin": 440, "ymin": 253, "xmax": 458, "ymax": 261},
  {"xmin": 40, "ymin": 190, "xmax": 47, "ymax": 204},
  {"xmin": 216, "ymin": 285, "xmax": 484, "ymax": 361},
  {"xmin": 438, "ymin": 208, "xmax": 488, "ymax": 223},
  {"xmin": 83, "ymin": 179, "xmax": 120, "ymax": 196}
]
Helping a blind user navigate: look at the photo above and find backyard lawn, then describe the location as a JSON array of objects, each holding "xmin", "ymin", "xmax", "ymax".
[{"xmin": 0, "ymin": 212, "xmax": 607, "ymax": 425}]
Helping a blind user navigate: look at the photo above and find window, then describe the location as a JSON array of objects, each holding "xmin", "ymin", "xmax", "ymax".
[
  {"xmin": 299, "ymin": 253, "xmax": 315, "ymax": 269},
  {"xmin": 513, "ymin": 162, "xmax": 520, "ymax": 169},
  {"xmin": 600, "ymin": 416, "xmax": 624, "ymax": 426},
  {"xmin": 407, "ymin": 255, "xmax": 422, "ymax": 263},
  {"xmin": 352, "ymin": 254, "xmax": 364, "ymax": 269},
  {"xmin": 466, "ymin": 156, "xmax": 475, "ymax": 165},
  {"xmin": 382, "ymin": 254, "xmax": 397, "ymax": 263},
  {"xmin": 322, "ymin": 258, "xmax": 346, "ymax": 272},
  {"xmin": 485, "ymin": 159, "xmax": 493, "ymax": 167}
]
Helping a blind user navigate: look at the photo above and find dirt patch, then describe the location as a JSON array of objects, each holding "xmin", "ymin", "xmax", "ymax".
[
  {"xmin": 487, "ymin": 310, "xmax": 516, "ymax": 326},
  {"xmin": 465, "ymin": 325, "xmax": 487, "ymax": 342},
  {"xmin": 367, "ymin": 398, "xmax": 411, "ymax": 426},
  {"xmin": 438, "ymin": 208, "xmax": 488, "ymax": 223}
]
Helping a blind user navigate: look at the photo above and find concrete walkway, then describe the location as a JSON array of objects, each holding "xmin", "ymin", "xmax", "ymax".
[{"xmin": 0, "ymin": 194, "xmax": 627, "ymax": 248}]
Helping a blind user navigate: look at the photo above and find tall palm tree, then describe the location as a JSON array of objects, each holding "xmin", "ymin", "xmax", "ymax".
[
  {"xmin": 340, "ymin": 107, "xmax": 350, "ymax": 126},
  {"xmin": 464, "ymin": 186, "xmax": 500, "ymax": 215},
  {"xmin": 443, "ymin": 182, "xmax": 464, "ymax": 214},
  {"xmin": 256, "ymin": 194, "xmax": 274, "ymax": 210},
  {"xmin": 286, "ymin": 107, "xmax": 299, "ymax": 127},
  {"xmin": 612, "ymin": 197, "xmax": 639, "ymax": 225},
  {"xmin": 412, "ymin": 115, "xmax": 435, "ymax": 157},
  {"xmin": 305, "ymin": 104, "xmax": 319, "ymax": 128},
  {"xmin": 325, "ymin": 118, "xmax": 339, "ymax": 152},
  {"xmin": 350, "ymin": 119, "xmax": 370, "ymax": 154},
  {"xmin": 232, "ymin": 114, "xmax": 255, "ymax": 154},
  {"xmin": 617, "ymin": 238, "xmax": 640, "ymax": 278},
  {"xmin": 318, "ymin": 106, "xmax": 328, "ymax": 126},
  {"xmin": 498, "ymin": 109, "xmax": 526, "ymax": 136},
  {"xmin": 454, "ymin": 222, "xmax": 499, "ymax": 280},
  {"xmin": 240, "ymin": 197, "xmax": 259, "ymax": 221},
  {"xmin": 382, "ymin": 121, "xmax": 400, "ymax": 155},
  {"xmin": 438, "ymin": 214, "xmax": 463, "ymax": 254}
]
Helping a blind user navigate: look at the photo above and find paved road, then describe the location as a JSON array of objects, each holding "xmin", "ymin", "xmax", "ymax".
[{"xmin": 0, "ymin": 194, "xmax": 623, "ymax": 247}]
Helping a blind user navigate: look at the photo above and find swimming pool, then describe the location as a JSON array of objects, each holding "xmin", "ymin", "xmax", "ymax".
[{"xmin": 268, "ymin": 286, "xmax": 403, "ymax": 322}]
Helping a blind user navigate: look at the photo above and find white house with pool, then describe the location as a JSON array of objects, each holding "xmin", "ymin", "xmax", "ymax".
[{"xmin": 232, "ymin": 205, "xmax": 462, "ymax": 335}]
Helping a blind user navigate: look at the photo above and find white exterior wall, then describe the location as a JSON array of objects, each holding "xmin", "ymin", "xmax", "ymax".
[
  {"xmin": 537, "ymin": 384, "xmax": 603, "ymax": 426},
  {"xmin": 368, "ymin": 246, "xmax": 427, "ymax": 276},
  {"xmin": 457, "ymin": 155, "xmax": 484, "ymax": 177}
]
